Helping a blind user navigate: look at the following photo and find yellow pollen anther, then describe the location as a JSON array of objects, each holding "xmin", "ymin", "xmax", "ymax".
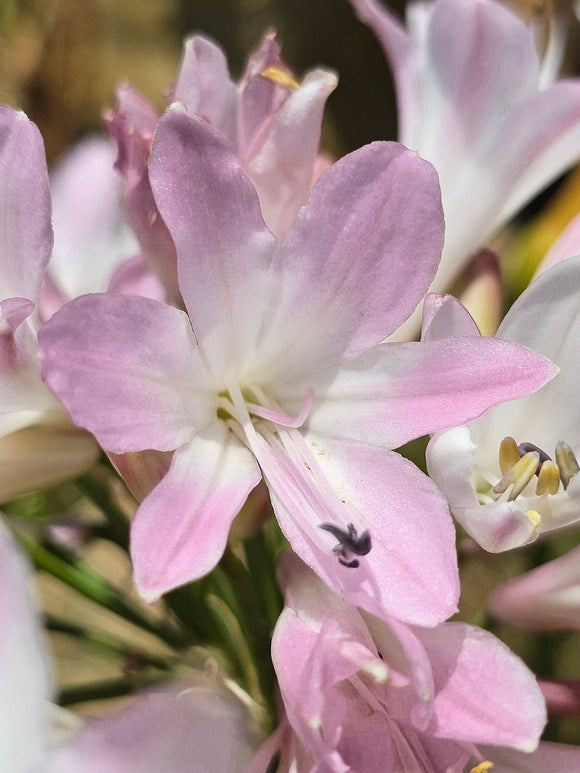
[
  {"xmin": 470, "ymin": 763, "xmax": 494, "ymax": 773},
  {"xmin": 526, "ymin": 509, "xmax": 542, "ymax": 528},
  {"xmin": 536, "ymin": 460, "xmax": 560, "ymax": 495},
  {"xmin": 493, "ymin": 451, "xmax": 539, "ymax": 501},
  {"xmin": 498, "ymin": 436, "xmax": 520, "ymax": 475},
  {"xmin": 555, "ymin": 441, "xmax": 580, "ymax": 490},
  {"xmin": 260, "ymin": 66, "xmax": 300, "ymax": 91}
]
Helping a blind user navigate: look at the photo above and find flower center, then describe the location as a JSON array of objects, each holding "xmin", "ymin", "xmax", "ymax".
[{"xmin": 492, "ymin": 436, "xmax": 579, "ymax": 502}]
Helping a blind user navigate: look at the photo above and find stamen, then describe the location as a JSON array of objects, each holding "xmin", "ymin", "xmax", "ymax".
[
  {"xmin": 535, "ymin": 460, "xmax": 560, "ymax": 495},
  {"xmin": 319, "ymin": 522, "xmax": 372, "ymax": 569},
  {"xmin": 260, "ymin": 66, "xmax": 300, "ymax": 91},
  {"xmin": 555, "ymin": 441, "xmax": 580, "ymax": 490},
  {"xmin": 518, "ymin": 441, "xmax": 551, "ymax": 474},
  {"xmin": 245, "ymin": 388, "xmax": 314, "ymax": 429},
  {"xmin": 470, "ymin": 763, "xmax": 494, "ymax": 773},
  {"xmin": 493, "ymin": 451, "xmax": 539, "ymax": 501},
  {"xmin": 526, "ymin": 510, "xmax": 542, "ymax": 529},
  {"xmin": 498, "ymin": 436, "xmax": 519, "ymax": 475}
]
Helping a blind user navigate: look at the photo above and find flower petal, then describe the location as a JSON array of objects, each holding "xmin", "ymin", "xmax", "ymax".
[
  {"xmin": 0, "ymin": 520, "xmax": 53, "ymax": 769},
  {"xmin": 245, "ymin": 67, "xmax": 338, "ymax": 239},
  {"xmin": 149, "ymin": 109, "xmax": 277, "ymax": 377},
  {"xmin": 132, "ymin": 422, "xmax": 261, "ymax": 602},
  {"xmin": 255, "ymin": 431, "xmax": 459, "ymax": 626},
  {"xmin": 418, "ymin": 622, "xmax": 546, "ymax": 751},
  {"xmin": 488, "ymin": 544, "xmax": 580, "ymax": 631},
  {"xmin": 39, "ymin": 293, "xmax": 212, "ymax": 453},
  {"xmin": 478, "ymin": 741, "xmax": 580, "ymax": 773},
  {"xmin": 251, "ymin": 141, "xmax": 444, "ymax": 383},
  {"xmin": 426, "ymin": 427, "xmax": 537, "ymax": 553},
  {"xmin": 0, "ymin": 107, "xmax": 53, "ymax": 304},
  {"xmin": 174, "ymin": 35, "xmax": 238, "ymax": 144},
  {"xmin": 277, "ymin": 335, "xmax": 554, "ymax": 450}
]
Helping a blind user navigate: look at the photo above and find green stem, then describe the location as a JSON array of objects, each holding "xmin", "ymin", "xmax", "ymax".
[
  {"xmin": 75, "ymin": 473, "xmax": 130, "ymax": 551},
  {"xmin": 45, "ymin": 615, "xmax": 173, "ymax": 671},
  {"xmin": 58, "ymin": 674, "xmax": 169, "ymax": 706},
  {"xmin": 16, "ymin": 531, "xmax": 189, "ymax": 650}
]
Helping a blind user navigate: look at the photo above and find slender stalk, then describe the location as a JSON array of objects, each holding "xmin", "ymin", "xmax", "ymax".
[
  {"xmin": 75, "ymin": 472, "xmax": 130, "ymax": 551},
  {"xmin": 16, "ymin": 531, "xmax": 189, "ymax": 650},
  {"xmin": 58, "ymin": 674, "xmax": 169, "ymax": 706},
  {"xmin": 45, "ymin": 615, "xmax": 173, "ymax": 671}
]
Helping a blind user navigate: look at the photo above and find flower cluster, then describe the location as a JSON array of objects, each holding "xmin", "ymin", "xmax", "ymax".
[{"xmin": 3, "ymin": 0, "xmax": 580, "ymax": 770}]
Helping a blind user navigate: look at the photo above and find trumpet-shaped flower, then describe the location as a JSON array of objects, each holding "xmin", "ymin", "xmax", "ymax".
[
  {"xmin": 351, "ymin": 0, "xmax": 580, "ymax": 335},
  {"xmin": 427, "ymin": 255, "xmax": 580, "ymax": 551},
  {"xmin": 106, "ymin": 32, "xmax": 336, "ymax": 297},
  {"xmin": 257, "ymin": 551, "xmax": 546, "ymax": 772},
  {"xmin": 40, "ymin": 109, "xmax": 553, "ymax": 625}
]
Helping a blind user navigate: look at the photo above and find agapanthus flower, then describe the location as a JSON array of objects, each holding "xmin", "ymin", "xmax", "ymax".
[
  {"xmin": 0, "ymin": 518, "xmax": 259, "ymax": 772},
  {"xmin": 106, "ymin": 31, "xmax": 337, "ymax": 297},
  {"xmin": 350, "ymin": 0, "xmax": 580, "ymax": 335},
  {"xmin": 254, "ymin": 551, "xmax": 547, "ymax": 773},
  {"xmin": 427, "ymin": 255, "xmax": 580, "ymax": 551},
  {"xmin": 40, "ymin": 108, "xmax": 553, "ymax": 625}
]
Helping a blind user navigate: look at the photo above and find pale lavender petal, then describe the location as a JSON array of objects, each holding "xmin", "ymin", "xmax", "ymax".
[
  {"xmin": 488, "ymin": 545, "xmax": 580, "ymax": 631},
  {"xmin": 174, "ymin": 35, "xmax": 237, "ymax": 144},
  {"xmin": 421, "ymin": 294, "xmax": 481, "ymax": 341},
  {"xmin": 478, "ymin": 741, "xmax": 580, "ymax": 772},
  {"xmin": 108, "ymin": 449, "xmax": 173, "ymax": 502},
  {"xmin": 0, "ymin": 107, "xmax": 52, "ymax": 303},
  {"xmin": 256, "ymin": 432, "xmax": 459, "ymax": 626},
  {"xmin": 132, "ymin": 422, "xmax": 261, "ymax": 602},
  {"xmin": 0, "ymin": 520, "xmax": 53, "ymax": 770},
  {"xmin": 417, "ymin": 622, "xmax": 546, "ymax": 751},
  {"xmin": 426, "ymin": 427, "xmax": 537, "ymax": 553},
  {"xmin": 39, "ymin": 293, "xmax": 213, "ymax": 454},
  {"xmin": 105, "ymin": 86, "xmax": 179, "ymax": 299},
  {"xmin": 49, "ymin": 135, "xmax": 139, "ymax": 300},
  {"xmin": 278, "ymin": 336, "xmax": 554, "ymax": 450},
  {"xmin": 107, "ymin": 254, "xmax": 167, "ymax": 302},
  {"xmin": 245, "ymin": 67, "xmax": 338, "ymax": 239},
  {"xmin": 149, "ymin": 109, "xmax": 277, "ymax": 376},
  {"xmin": 46, "ymin": 683, "xmax": 259, "ymax": 772},
  {"xmin": 251, "ymin": 142, "xmax": 444, "ymax": 383}
]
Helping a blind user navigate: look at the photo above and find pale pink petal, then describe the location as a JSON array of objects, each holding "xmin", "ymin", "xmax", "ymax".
[
  {"xmin": 105, "ymin": 85, "xmax": 179, "ymax": 300},
  {"xmin": 46, "ymin": 683, "xmax": 259, "ymax": 772},
  {"xmin": 277, "ymin": 335, "xmax": 554, "ymax": 450},
  {"xmin": 251, "ymin": 142, "xmax": 444, "ymax": 384},
  {"xmin": 39, "ymin": 293, "xmax": 213, "ymax": 454},
  {"xmin": 478, "ymin": 741, "xmax": 580, "ymax": 772},
  {"xmin": 108, "ymin": 449, "xmax": 173, "ymax": 502},
  {"xmin": 149, "ymin": 109, "xmax": 277, "ymax": 376},
  {"xmin": 421, "ymin": 293, "xmax": 481, "ymax": 341},
  {"xmin": 256, "ymin": 432, "xmax": 459, "ymax": 626},
  {"xmin": 417, "ymin": 622, "xmax": 546, "ymax": 751},
  {"xmin": 488, "ymin": 544, "xmax": 580, "ymax": 631},
  {"xmin": 0, "ymin": 520, "xmax": 53, "ymax": 769},
  {"xmin": 107, "ymin": 254, "xmax": 167, "ymax": 302},
  {"xmin": 49, "ymin": 136, "xmax": 139, "ymax": 301},
  {"xmin": 245, "ymin": 67, "xmax": 338, "ymax": 239},
  {"xmin": 426, "ymin": 427, "xmax": 537, "ymax": 553},
  {"xmin": 174, "ymin": 35, "xmax": 237, "ymax": 144},
  {"xmin": 132, "ymin": 422, "xmax": 261, "ymax": 601},
  {"xmin": 0, "ymin": 107, "xmax": 52, "ymax": 304}
]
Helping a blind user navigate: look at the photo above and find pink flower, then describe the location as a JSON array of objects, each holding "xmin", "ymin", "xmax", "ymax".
[
  {"xmin": 256, "ymin": 551, "xmax": 547, "ymax": 772},
  {"xmin": 426, "ymin": 256, "xmax": 580, "ymax": 552},
  {"xmin": 350, "ymin": 0, "xmax": 580, "ymax": 336},
  {"xmin": 39, "ymin": 109, "xmax": 553, "ymax": 625},
  {"xmin": 106, "ymin": 32, "xmax": 337, "ymax": 297}
]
